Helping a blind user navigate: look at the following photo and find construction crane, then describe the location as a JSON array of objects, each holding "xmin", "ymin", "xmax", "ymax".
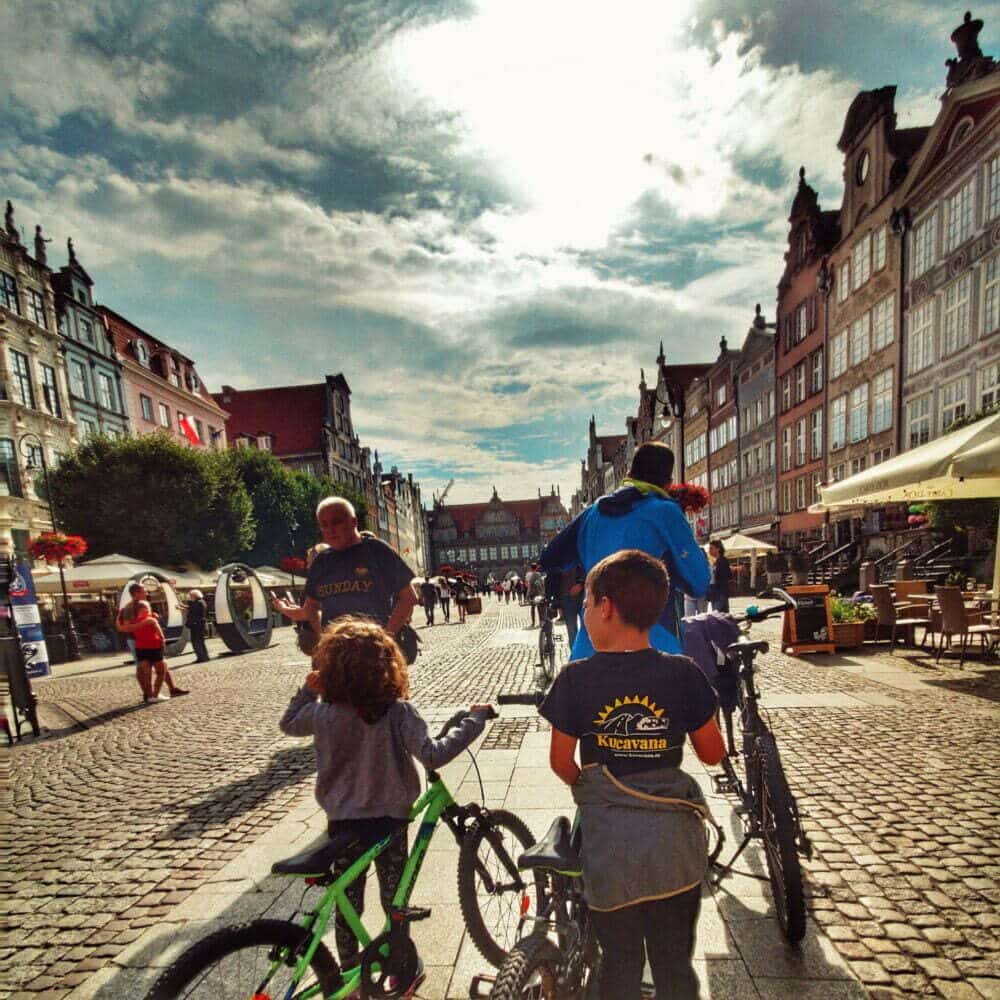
[{"xmin": 435, "ymin": 479, "xmax": 455, "ymax": 506}]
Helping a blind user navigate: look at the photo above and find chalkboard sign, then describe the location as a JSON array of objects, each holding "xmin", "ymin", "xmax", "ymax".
[{"xmin": 781, "ymin": 585, "xmax": 835, "ymax": 655}]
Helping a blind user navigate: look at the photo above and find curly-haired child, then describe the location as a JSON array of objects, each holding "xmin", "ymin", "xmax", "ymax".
[{"xmin": 279, "ymin": 616, "xmax": 493, "ymax": 978}]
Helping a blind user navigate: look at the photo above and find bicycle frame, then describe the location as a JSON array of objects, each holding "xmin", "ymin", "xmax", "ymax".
[{"xmin": 279, "ymin": 776, "xmax": 460, "ymax": 999}]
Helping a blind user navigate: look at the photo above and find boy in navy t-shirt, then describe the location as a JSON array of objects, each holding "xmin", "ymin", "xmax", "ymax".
[{"xmin": 540, "ymin": 549, "xmax": 725, "ymax": 1000}]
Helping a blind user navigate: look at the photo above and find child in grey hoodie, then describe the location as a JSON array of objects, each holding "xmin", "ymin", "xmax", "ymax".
[{"xmin": 280, "ymin": 615, "xmax": 492, "ymax": 971}]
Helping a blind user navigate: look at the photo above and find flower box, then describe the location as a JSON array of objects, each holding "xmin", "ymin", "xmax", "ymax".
[{"xmin": 832, "ymin": 621, "xmax": 866, "ymax": 649}]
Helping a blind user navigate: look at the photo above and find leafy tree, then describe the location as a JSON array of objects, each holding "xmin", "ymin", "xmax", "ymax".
[
  {"xmin": 47, "ymin": 434, "xmax": 254, "ymax": 568},
  {"xmin": 926, "ymin": 499, "xmax": 1000, "ymax": 536},
  {"xmin": 225, "ymin": 448, "xmax": 300, "ymax": 566},
  {"xmin": 288, "ymin": 471, "xmax": 370, "ymax": 558}
]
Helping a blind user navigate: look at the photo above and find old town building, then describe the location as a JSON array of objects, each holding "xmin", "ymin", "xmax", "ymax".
[
  {"xmin": 103, "ymin": 306, "xmax": 227, "ymax": 451},
  {"xmin": 428, "ymin": 488, "xmax": 569, "ymax": 582},
  {"xmin": 776, "ymin": 169, "xmax": 839, "ymax": 549},
  {"xmin": 734, "ymin": 307, "xmax": 778, "ymax": 541},
  {"xmin": 214, "ymin": 375, "xmax": 364, "ymax": 489},
  {"xmin": 651, "ymin": 346, "xmax": 712, "ymax": 483},
  {"xmin": 52, "ymin": 243, "xmax": 129, "ymax": 441},
  {"xmin": 682, "ymin": 376, "xmax": 711, "ymax": 542},
  {"xmin": 0, "ymin": 204, "xmax": 76, "ymax": 556},
  {"xmin": 898, "ymin": 15, "xmax": 1000, "ymax": 457},
  {"xmin": 825, "ymin": 87, "xmax": 929, "ymax": 545},
  {"xmin": 706, "ymin": 339, "xmax": 740, "ymax": 539},
  {"xmin": 380, "ymin": 466, "xmax": 428, "ymax": 576},
  {"xmin": 576, "ymin": 416, "xmax": 626, "ymax": 509}
]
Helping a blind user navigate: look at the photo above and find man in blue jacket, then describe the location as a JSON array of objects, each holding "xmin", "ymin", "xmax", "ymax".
[{"xmin": 542, "ymin": 443, "xmax": 710, "ymax": 657}]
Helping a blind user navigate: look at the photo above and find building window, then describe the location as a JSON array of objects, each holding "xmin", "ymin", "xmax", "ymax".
[
  {"xmin": 78, "ymin": 417, "xmax": 97, "ymax": 439},
  {"xmin": 872, "ymin": 369, "xmax": 893, "ymax": 434},
  {"xmin": 27, "ymin": 289, "xmax": 47, "ymax": 329},
  {"xmin": 0, "ymin": 271, "xmax": 19, "ymax": 313},
  {"xmin": 796, "ymin": 302, "xmax": 808, "ymax": 343},
  {"xmin": 257, "ymin": 434, "xmax": 272, "ymax": 451},
  {"xmin": 830, "ymin": 463, "xmax": 846, "ymax": 483},
  {"xmin": 140, "ymin": 394, "xmax": 154, "ymax": 421},
  {"xmin": 987, "ymin": 153, "xmax": 1000, "ymax": 222},
  {"xmin": 810, "ymin": 350, "xmax": 823, "ymax": 395},
  {"xmin": 849, "ymin": 314, "xmax": 870, "ymax": 366},
  {"xmin": 97, "ymin": 372, "xmax": 115, "ymax": 411},
  {"xmin": 810, "ymin": 408, "xmax": 823, "ymax": 460},
  {"xmin": 851, "ymin": 233, "xmax": 871, "ymax": 290},
  {"xmin": 941, "ymin": 274, "xmax": 971, "ymax": 356},
  {"xmin": 69, "ymin": 359, "xmax": 89, "ymax": 400},
  {"xmin": 830, "ymin": 395, "xmax": 847, "ymax": 451},
  {"xmin": 0, "ymin": 439, "xmax": 22, "ymax": 497},
  {"xmin": 907, "ymin": 395, "xmax": 932, "ymax": 448},
  {"xmin": 873, "ymin": 226, "xmax": 887, "ymax": 272},
  {"xmin": 907, "ymin": 300, "xmax": 935, "ymax": 375},
  {"xmin": 78, "ymin": 316, "xmax": 94, "ymax": 344},
  {"xmin": 780, "ymin": 480, "xmax": 792, "ymax": 514},
  {"xmin": 41, "ymin": 364, "xmax": 61, "ymax": 417},
  {"xmin": 716, "ymin": 384, "xmax": 726, "ymax": 407},
  {"xmin": 849, "ymin": 383, "xmax": 869, "ymax": 442},
  {"xmin": 795, "ymin": 418, "xmax": 806, "ymax": 466},
  {"xmin": 910, "ymin": 211, "xmax": 937, "ymax": 279},
  {"xmin": 837, "ymin": 261, "xmax": 849, "ymax": 302},
  {"xmin": 781, "ymin": 426, "xmax": 792, "ymax": 471},
  {"xmin": 10, "ymin": 350, "xmax": 35, "ymax": 408},
  {"xmin": 135, "ymin": 340, "xmax": 150, "ymax": 367},
  {"xmin": 940, "ymin": 377, "xmax": 968, "ymax": 432},
  {"xmin": 795, "ymin": 476, "xmax": 807, "ymax": 510},
  {"xmin": 794, "ymin": 362, "xmax": 806, "ymax": 404},
  {"xmin": 830, "ymin": 331, "xmax": 847, "ymax": 380},
  {"xmin": 850, "ymin": 456, "xmax": 867, "ymax": 476},
  {"xmin": 871, "ymin": 296, "xmax": 894, "ymax": 351},
  {"xmin": 158, "ymin": 402, "xmax": 170, "ymax": 427},
  {"xmin": 944, "ymin": 177, "xmax": 975, "ymax": 254},
  {"xmin": 983, "ymin": 254, "xmax": 1000, "ymax": 337},
  {"xmin": 489, "ymin": 546, "xmax": 497, "ymax": 561},
  {"xmin": 781, "ymin": 373, "xmax": 792, "ymax": 412},
  {"xmin": 871, "ymin": 447, "xmax": 892, "ymax": 466},
  {"xmin": 980, "ymin": 362, "xmax": 1000, "ymax": 409}
]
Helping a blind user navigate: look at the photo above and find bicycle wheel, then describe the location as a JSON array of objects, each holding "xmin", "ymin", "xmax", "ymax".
[
  {"xmin": 490, "ymin": 934, "xmax": 564, "ymax": 1000},
  {"xmin": 458, "ymin": 810, "xmax": 545, "ymax": 968},
  {"xmin": 755, "ymin": 731, "xmax": 807, "ymax": 944},
  {"xmin": 144, "ymin": 919, "xmax": 341, "ymax": 1000},
  {"xmin": 539, "ymin": 627, "xmax": 555, "ymax": 683}
]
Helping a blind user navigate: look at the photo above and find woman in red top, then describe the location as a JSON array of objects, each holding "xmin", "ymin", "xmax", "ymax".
[{"xmin": 117, "ymin": 583, "xmax": 189, "ymax": 702}]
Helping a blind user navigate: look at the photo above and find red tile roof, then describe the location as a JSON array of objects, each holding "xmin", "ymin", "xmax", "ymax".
[
  {"xmin": 212, "ymin": 384, "xmax": 327, "ymax": 457},
  {"xmin": 100, "ymin": 306, "xmax": 194, "ymax": 365},
  {"xmin": 439, "ymin": 498, "xmax": 542, "ymax": 536}
]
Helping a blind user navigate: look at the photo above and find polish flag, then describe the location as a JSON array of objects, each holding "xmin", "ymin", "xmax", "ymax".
[{"xmin": 179, "ymin": 415, "xmax": 201, "ymax": 446}]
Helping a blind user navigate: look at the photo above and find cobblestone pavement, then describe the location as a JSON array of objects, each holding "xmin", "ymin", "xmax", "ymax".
[{"xmin": 2, "ymin": 596, "xmax": 999, "ymax": 998}]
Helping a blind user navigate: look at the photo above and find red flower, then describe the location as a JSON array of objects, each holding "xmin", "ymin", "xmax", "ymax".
[
  {"xmin": 667, "ymin": 483, "xmax": 711, "ymax": 513},
  {"xmin": 27, "ymin": 532, "xmax": 88, "ymax": 564}
]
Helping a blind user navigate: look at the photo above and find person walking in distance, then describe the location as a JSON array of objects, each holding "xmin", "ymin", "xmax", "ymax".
[
  {"xmin": 273, "ymin": 497, "xmax": 417, "ymax": 650},
  {"xmin": 437, "ymin": 577, "xmax": 451, "ymax": 623},
  {"xmin": 420, "ymin": 578, "xmax": 437, "ymax": 626},
  {"xmin": 116, "ymin": 583, "xmax": 189, "ymax": 701},
  {"xmin": 185, "ymin": 589, "xmax": 210, "ymax": 662},
  {"xmin": 525, "ymin": 563, "xmax": 546, "ymax": 627},
  {"xmin": 706, "ymin": 540, "xmax": 733, "ymax": 614},
  {"xmin": 541, "ymin": 442, "xmax": 710, "ymax": 658}
]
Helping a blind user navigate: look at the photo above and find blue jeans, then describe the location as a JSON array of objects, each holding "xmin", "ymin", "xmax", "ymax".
[{"xmin": 560, "ymin": 596, "xmax": 581, "ymax": 649}]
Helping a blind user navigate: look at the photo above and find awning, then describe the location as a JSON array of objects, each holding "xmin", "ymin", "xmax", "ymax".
[
  {"xmin": 33, "ymin": 553, "xmax": 204, "ymax": 594},
  {"xmin": 741, "ymin": 522, "xmax": 778, "ymax": 537}
]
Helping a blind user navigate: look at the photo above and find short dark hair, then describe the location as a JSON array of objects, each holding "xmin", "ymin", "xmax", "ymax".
[
  {"xmin": 587, "ymin": 549, "xmax": 668, "ymax": 631},
  {"xmin": 128, "ymin": 582, "xmax": 144, "ymax": 596},
  {"xmin": 710, "ymin": 539, "xmax": 726, "ymax": 556},
  {"xmin": 628, "ymin": 443, "xmax": 674, "ymax": 486}
]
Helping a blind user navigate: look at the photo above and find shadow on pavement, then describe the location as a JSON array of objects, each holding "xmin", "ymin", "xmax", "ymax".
[
  {"xmin": 162, "ymin": 746, "xmax": 316, "ymax": 839},
  {"xmin": 34, "ymin": 699, "xmax": 152, "ymax": 741}
]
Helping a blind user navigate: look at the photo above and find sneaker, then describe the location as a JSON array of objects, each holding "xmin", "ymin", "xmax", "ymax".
[
  {"xmin": 170, "ymin": 688, "xmax": 190, "ymax": 697},
  {"xmin": 156, "ymin": 693, "xmax": 170, "ymax": 701}
]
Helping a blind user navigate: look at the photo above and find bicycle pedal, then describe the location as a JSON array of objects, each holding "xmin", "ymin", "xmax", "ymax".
[
  {"xmin": 469, "ymin": 973, "xmax": 496, "ymax": 997},
  {"xmin": 390, "ymin": 906, "xmax": 432, "ymax": 923},
  {"xmin": 711, "ymin": 773, "xmax": 738, "ymax": 795}
]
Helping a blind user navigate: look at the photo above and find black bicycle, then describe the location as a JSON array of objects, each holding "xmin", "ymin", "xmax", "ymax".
[
  {"xmin": 533, "ymin": 596, "xmax": 560, "ymax": 684},
  {"xmin": 708, "ymin": 589, "xmax": 810, "ymax": 943}
]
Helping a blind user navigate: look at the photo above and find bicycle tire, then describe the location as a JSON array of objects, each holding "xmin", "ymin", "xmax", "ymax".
[
  {"xmin": 143, "ymin": 918, "xmax": 341, "ymax": 1000},
  {"xmin": 755, "ymin": 731, "xmax": 807, "ymax": 944},
  {"xmin": 457, "ymin": 810, "xmax": 545, "ymax": 969},
  {"xmin": 539, "ymin": 627, "xmax": 556, "ymax": 683},
  {"xmin": 490, "ymin": 934, "xmax": 564, "ymax": 1000}
]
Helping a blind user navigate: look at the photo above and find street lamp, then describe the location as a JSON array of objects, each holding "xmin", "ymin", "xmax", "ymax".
[{"xmin": 18, "ymin": 433, "xmax": 81, "ymax": 661}]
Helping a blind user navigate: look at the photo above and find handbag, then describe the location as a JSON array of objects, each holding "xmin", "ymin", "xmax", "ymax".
[{"xmin": 395, "ymin": 623, "xmax": 421, "ymax": 664}]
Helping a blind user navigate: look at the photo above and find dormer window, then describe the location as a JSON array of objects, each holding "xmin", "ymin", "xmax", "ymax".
[
  {"xmin": 134, "ymin": 340, "xmax": 150, "ymax": 367},
  {"xmin": 257, "ymin": 434, "xmax": 273, "ymax": 451}
]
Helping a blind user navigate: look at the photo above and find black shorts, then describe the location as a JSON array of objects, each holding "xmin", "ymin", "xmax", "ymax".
[{"xmin": 135, "ymin": 647, "xmax": 165, "ymax": 663}]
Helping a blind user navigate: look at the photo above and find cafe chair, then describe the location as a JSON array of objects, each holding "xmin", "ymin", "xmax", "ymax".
[
  {"xmin": 892, "ymin": 579, "xmax": 928, "ymax": 605},
  {"xmin": 871, "ymin": 585, "xmax": 931, "ymax": 651},
  {"xmin": 935, "ymin": 586, "xmax": 1000, "ymax": 669}
]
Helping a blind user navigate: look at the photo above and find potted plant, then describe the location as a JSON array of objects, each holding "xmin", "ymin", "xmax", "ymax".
[
  {"xmin": 789, "ymin": 551, "xmax": 810, "ymax": 586},
  {"xmin": 830, "ymin": 597, "xmax": 874, "ymax": 648},
  {"xmin": 766, "ymin": 552, "xmax": 786, "ymax": 587}
]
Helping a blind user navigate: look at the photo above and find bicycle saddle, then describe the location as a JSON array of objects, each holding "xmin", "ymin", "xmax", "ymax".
[
  {"xmin": 271, "ymin": 829, "xmax": 360, "ymax": 876},
  {"xmin": 517, "ymin": 816, "xmax": 581, "ymax": 873},
  {"xmin": 726, "ymin": 639, "xmax": 769, "ymax": 656}
]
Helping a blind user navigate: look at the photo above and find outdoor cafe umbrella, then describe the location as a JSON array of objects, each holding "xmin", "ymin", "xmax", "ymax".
[
  {"xmin": 32, "ymin": 553, "xmax": 203, "ymax": 594},
  {"xmin": 816, "ymin": 411, "xmax": 1000, "ymax": 614}
]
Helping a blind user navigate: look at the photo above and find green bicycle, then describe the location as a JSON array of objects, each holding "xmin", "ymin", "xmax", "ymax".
[{"xmin": 146, "ymin": 709, "xmax": 542, "ymax": 1000}]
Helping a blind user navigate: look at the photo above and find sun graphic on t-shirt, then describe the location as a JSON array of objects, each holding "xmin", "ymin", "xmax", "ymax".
[{"xmin": 593, "ymin": 695, "xmax": 665, "ymax": 726}]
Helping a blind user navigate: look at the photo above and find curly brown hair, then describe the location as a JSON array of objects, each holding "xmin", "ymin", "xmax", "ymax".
[{"xmin": 312, "ymin": 616, "xmax": 410, "ymax": 723}]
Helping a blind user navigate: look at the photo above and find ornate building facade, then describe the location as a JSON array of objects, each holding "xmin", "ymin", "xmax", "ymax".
[
  {"xmin": 428, "ymin": 488, "xmax": 569, "ymax": 582},
  {"xmin": 706, "ymin": 339, "xmax": 740, "ymax": 538},
  {"xmin": 682, "ymin": 376, "xmax": 711, "ymax": 542},
  {"xmin": 898, "ymin": 16, "xmax": 1000, "ymax": 458},
  {"xmin": 0, "ymin": 204, "xmax": 77, "ymax": 556}
]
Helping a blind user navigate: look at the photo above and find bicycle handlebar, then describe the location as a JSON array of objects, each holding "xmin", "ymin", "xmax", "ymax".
[
  {"xmin": 435, "ymin": 706, "xmax": 498, "ymax": 739},
  {"xmin": 497, "ymin": 692, "xmax": 544, "ymax": 707},
  {"xmin": 733, "ymin": 587, "xmax": 797, "ymax": 625}
]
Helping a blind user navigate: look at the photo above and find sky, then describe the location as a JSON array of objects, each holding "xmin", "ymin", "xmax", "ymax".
[{"xmin": 3, "ymin": 0, "xmax": 996, "ymax": 505}]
